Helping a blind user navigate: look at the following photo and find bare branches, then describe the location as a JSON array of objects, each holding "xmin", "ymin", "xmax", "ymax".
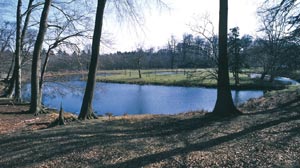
[
  {"xmin": 106, "ymin": 0, "xmax": 169, "ymax": 33},
  {"xmin": 262, "ymin": 0, "xmax": 300, "ymax": 30},
  {"xmin": 188, "ymin": 14, "xmax": 219, "ymax": 68}
]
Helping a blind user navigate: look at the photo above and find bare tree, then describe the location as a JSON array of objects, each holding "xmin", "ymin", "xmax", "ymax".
[
  {"xmin": 38, "ymin": 1, "xmax": 93, "ymax": 108},
  {"xmin": 29, "ymin": 0, "xmax": 52, "ymax": 115},
  {"xmin": 78, "ymin": 0, "xmax": 107, "ymax": 120},
  {"xmin": 212, "ymin": 0, "xmax": 241, "ymax": 115},
  {"xmin": 135, "ymin": 47, "xmax": 144, "ymax": 78},
  {"xmin": 13, "ymin": 0, "xmax": 23, "ymax": 102},
  {"xmin": 167, "ymin": 35, "xmax": 177, "ymax": 69},
  {"xmin": 189, "ymin": 14, "xmax": 218, "ymax": 80},
  {"xmin": 78, "ymin": 0, "xmax": 168, "ymax": 120},
  {"xmin": 258, "ymin": 2, "xmax": 290, "ymax": 81},
  {"xmin": 0, "ymin": 22, "xmax": 15, "ymax": 83},
  {"xmin": 5, "ymin": 0, "xmax": 34, "ymax": 99}
]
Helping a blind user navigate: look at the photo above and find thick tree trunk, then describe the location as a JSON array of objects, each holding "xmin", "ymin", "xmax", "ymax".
[
  {"xmin": 29, "ymin": 0, "xmax": 52, "ymax": 115},
  {"xmin": 78, "ymin": 0, "xmax": 106, "ymax": 120},
  {"xmin": 14, "ymin": 0, "xmax": 22, "ymax": 102},
  {"xmin": 212, "ymin": 0, "xmax": 241, "ymax": 115}
]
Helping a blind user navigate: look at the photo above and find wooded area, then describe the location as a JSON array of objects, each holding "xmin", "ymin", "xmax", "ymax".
[
  {"xmin": 1, "ymin": 1, "xmax": 300, "ymax": 117},
  {"xmin": 0, "ymin": 0, "xmax": 299, "ymax": 167}
]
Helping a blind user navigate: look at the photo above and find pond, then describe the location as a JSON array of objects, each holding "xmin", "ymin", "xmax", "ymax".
[{"xmin": 22, "ymin": 81, "xmax": 264, "ymax": 116}]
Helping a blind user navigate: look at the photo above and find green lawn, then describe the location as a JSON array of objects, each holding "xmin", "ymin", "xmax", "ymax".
[{"xmin": 94, "ymin": 69, "xmax": 286, "ymax": 90}]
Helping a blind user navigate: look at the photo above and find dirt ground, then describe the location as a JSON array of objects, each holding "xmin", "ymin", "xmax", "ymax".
[{"xmin": 0, "ymin": 84, "xmax": 299, "ymax": 167}]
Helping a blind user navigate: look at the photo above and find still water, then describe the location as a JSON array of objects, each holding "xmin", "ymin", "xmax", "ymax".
[{"xmin": 22, "ymin": 81, "xmax": 264, "ymax": 115}]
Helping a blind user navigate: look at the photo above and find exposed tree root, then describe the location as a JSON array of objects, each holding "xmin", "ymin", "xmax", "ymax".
[
  {"xmin": 78, "ymin": 111, "xmax": 98, "ymax": 120},
  {"xmin": 33, "ymin": 107, "xmax": 49, "ymax": 116},
  {"xmin": 212, "ymin": 107, "xmax": 243, "ymax": 117}
]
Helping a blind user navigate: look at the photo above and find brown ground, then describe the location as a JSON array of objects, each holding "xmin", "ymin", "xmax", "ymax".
[{"xmin": 0, "ymin": 83, "xmax": 299, "ymax": 168}]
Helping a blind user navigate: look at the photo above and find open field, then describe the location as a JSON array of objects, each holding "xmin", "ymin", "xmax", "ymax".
[{"xmin": 94, "ymin": 69, "xmax": 286, "ymax": 90}]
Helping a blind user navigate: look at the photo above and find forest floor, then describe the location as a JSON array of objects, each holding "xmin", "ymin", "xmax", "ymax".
[{"xmin": 0, "ymin": 83, "xmax": 299, "ymax": 167}]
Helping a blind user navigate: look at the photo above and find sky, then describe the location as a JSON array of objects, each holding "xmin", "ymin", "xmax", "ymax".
[
  {"xmin": 0, "ymin": 0, "xmax": 262, "ymax": 54},
  {"xmin": 102, "ymin": 0, "xmax": 262, "ymax": 53}
]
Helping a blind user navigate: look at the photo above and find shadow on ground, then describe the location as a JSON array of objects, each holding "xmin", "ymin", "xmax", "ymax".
[{"xmin": 0, "ymin": 100, "xmax": 299, "ymax": 167}]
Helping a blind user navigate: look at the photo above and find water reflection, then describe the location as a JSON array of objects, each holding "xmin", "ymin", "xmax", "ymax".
[{"xmin": 22, "ymin": 82, "xmax": 264, "ymax": 116}]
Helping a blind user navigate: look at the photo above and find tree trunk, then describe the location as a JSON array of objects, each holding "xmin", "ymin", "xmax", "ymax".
[
  {"xmin": 5, "ymin": 70, "xmax": 15, "ymax": 98},
  {"xmin": 38, "ymin": 48, "xmax": 52, "ymax": 106},
  {"xmin": 212, "ymin": 0, "xmax": 241, "ymax": 115},
  {"xmin": 260, "ymin": 72, "xmax": 266, "ymax": 80},
  {"xmin": 4, "ymin": 55, "xmax": 14, "ymax": 83},
  {"xmin": 21, "ymin": 0, "xmax": 34, "ymax": 48},
  {"xmin": 78, "ymin": 0, "xmax": 106, "ymax": 120},
  {"xmin": 58, "ymin": 102, "xmax": 65, "ymax": 125},
  {"xmin": 138, "ymin": 69, "xmax": 142, "ymax": 78},
  {"xmin": 14, "ymin": 0, "xmax": 22, "ymax": 102},
  {"xmin": 138, "ymin": 58, "xmax": 142, "ymax": 79},
  {"xmin": 235, "ymin": 73, "xmax": 239, "ymax": 86},
  {"xmin": 29, "ymin": 0, "xmax": 52, "ymax": 115},
  {"xmin": 269, "ymin": 74, "xmax": 275, "ymax": 82}
]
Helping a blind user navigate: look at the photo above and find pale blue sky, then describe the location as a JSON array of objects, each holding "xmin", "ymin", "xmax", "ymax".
[
  {"xmin": 0, "ymin": 0, "xmax": 262, "ymax": 53},
  {"xmin": 103, "ymin": 0, "xmax": 261, "ymax": 53}
]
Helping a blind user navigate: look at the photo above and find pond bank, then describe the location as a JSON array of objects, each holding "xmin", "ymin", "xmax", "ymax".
[
  {"xmin": 97, "ymin": 78, "xmax": 286, "ymax": 90},
  {"xmin": 43, "ymin": 70, "xmax": 293, "ymax": 90},
  {"xmin": 94, "ymin": 70, "xmax": 290, "ymax": 90}
]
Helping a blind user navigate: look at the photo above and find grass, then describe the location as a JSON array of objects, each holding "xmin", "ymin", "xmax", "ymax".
[{"xmin": 94, "ymin": 69, "xmax": 286, "ymax": 90}]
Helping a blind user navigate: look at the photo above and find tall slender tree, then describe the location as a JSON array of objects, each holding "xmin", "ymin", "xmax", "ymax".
[
  {"xmin": 212, "ymin": 0, "xmax": 241, "ymax": 115},
  {"xmin": 78, "ymin": 0, "xmax": 106, "ymax": 120},
  {"xmin": 29, "ymin": 0, "xmax": 52, "ymax": 115},
  {"xmin": 14, "ymin": 0, "xmax": 22, "ymax": 102},
  {"xmin": 5, "ymin": 0, "xmax": 34, "ymax": 99},
  {"xmin": 78, "ymin": 0, "xmax": 166, "ymax": 120}
]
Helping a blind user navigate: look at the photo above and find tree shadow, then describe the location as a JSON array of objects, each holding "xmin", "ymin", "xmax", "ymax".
[
  {"xmin": 104, "ymin": 112, "xmax": 300, "ymax": 167},
  {"xmin": 0, "ymin": 103, "xmax": 299, "ymax": 167},
  {"xmin": 244, "ymin": 97, "xmax": 300, "ymax": 116},
  {"xmin": 0, "ymin": 110, "xmax": 32, "ymax": 115}
]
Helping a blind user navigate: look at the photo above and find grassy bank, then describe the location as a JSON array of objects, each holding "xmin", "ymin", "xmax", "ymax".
[{"xmin": 95, "ymin": 69, "xmax": 286, "ymax": 90}]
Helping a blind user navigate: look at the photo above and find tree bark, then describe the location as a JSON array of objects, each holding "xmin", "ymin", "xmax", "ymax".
[
  {"xmin": 4, "ymin": 55, "xmax": 14, "ymax": 83},
  {"xmin": 29, "ymin": 0, "xmax": 52, "ymax": 115},
  {"xmin": 21, "ymin": 0, "xmax": 34, "ymax": 48},
  {"xmin": 78, "ymin": 0, "xmax": 106, "ymax": 120},
  {"xmin": 38, "ymin": 48, "xmax": 52, "ymax": 106},
  {"xmin": 5, "ymin": 70, "xmax": 15, "ymax": 98},
  {"xmin": 14, "ymin": 0, "xmax": 22, "ymax": 102},
  {"xmin": 212, "ymin": 0, "xmax": 241, "ymax": 115},
  {"xmin": 138, "ymin": 58, "xmax": 142, "ymax": 79},
  {"xmin": 6, "ymin": 0, "xmax": 34, "ymax": 99},
  {"xmin": 260, "ymin": 72, "xmax": 267, "ymax": 80}
]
